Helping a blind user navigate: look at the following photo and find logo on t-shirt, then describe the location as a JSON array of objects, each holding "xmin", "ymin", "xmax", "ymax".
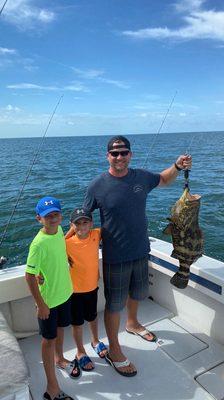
[{"xmin": 133, "ymin": 184, "xmax": 143, "ymax": 193}]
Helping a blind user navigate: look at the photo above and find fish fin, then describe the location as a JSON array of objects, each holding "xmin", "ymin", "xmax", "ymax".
[
  {"xmin": 163, "ymin": 223, "xmax": 173, "ymax": 235},
  {"xmin": 170, "ymin": 250, "xmax": 179, "ymax": 259}
]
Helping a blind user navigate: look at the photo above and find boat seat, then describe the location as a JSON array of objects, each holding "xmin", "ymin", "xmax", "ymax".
[{"xmin": 0, "ymin": 311, "xmax": 29, "ymax": 400}]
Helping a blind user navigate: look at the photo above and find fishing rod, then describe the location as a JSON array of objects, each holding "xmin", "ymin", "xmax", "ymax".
[
  {"xmin": 0, "ymin": 0, "xmax": 10, "ymax": 266},
  {"xmin": 0, "ymin": 0, "xmax": 8, "ymax": 15},
  {"xmin": 142, "ymin": 91, "xmax": 178, "ymax": 169},
  {"xmin": 0, "ymin": 95, "xmax": 64, "ymax": 266}
]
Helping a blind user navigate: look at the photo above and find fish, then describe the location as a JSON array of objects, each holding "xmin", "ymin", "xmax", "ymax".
[{"xmin": 163, "ymin": 187, "xmax": 203, "ymax": 289}]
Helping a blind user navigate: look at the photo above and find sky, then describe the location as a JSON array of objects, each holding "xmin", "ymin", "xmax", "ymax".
[{"xmin": 0, "ymin": 0, "xmax": 224, "ymax": 138}]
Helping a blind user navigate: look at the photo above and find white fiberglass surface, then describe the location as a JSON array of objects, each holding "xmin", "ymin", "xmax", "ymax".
[{"xmin": 20, "ymin": 300, "xmax": 215, "ymax": 400}]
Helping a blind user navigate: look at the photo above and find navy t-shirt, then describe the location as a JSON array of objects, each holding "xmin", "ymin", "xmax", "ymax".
[{"xmin": 83, "ymin": 168, "xmax": 160, "ymax": 264}]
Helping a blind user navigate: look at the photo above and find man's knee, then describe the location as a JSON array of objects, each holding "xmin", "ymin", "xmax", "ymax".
[{"xmin": 105, "ymin": 299, "xmax": 127, "ymax": 313}]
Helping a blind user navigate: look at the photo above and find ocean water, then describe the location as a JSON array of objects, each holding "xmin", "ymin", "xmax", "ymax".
[{"xmin": 0, "ymin": 131, "xmax": 224, "ymax": 268}]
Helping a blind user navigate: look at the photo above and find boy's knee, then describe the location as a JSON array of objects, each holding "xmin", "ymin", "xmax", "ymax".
[{"xmin": 42, "ymin": 337, "xmax": 56, "ymax": 346}]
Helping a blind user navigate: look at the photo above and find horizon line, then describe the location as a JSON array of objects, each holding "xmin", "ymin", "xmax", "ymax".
[{"xmin": 1, "ymin": 130, "xmax": 224, "ymax": 140}]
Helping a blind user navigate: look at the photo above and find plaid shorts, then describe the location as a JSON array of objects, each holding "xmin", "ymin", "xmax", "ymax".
[{"xmin": 103, "ymin": 257, "xmax": 149, "ymax": 312}]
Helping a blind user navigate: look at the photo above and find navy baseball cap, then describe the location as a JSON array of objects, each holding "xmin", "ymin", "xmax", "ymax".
[
  {"xmin": 36, "ymin": 196, "xmax": 61, "ymax": 217},
  {"xmin": 70, "ymin": 208, "xmax": 92, "ymax": 223},
  {"xmin": 107, "ymin": 135, "xmax": 131, "ymax": 151}
]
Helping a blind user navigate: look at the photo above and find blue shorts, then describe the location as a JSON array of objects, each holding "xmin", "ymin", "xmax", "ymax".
[
  {"xmin": 38, "ymin": 296, "xmax": 71, "ymax": 339},
  {"xmin": 103, "ymin": 257, "xmax": 149, "ymax": 312}
]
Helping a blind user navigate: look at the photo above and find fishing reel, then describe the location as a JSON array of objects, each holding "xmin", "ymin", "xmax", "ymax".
[{"xmin": 0, "ymin": 256, "xmax": 7, "ymax": 268}]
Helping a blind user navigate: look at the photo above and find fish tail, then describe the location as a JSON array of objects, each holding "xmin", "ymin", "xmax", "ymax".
[{"xmin": 170, "ymin": 262, "xmax": 190, "ymax": 289}]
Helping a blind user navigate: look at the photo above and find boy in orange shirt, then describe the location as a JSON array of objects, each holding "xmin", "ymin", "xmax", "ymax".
[{"xmin": 65, "ymin": 208, "xmax": 107, "ymax": 371}]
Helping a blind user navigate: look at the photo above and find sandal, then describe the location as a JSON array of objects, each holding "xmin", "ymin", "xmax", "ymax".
[
  {"xmin": 56, "ymin": 358, "xmax": 81, "ymax": 379},
  {"xmin": 91, "ymin": 341, "xmax": 108, "ymax": 358},
  {"xmin": 105, "ymin": 353, "xmax": 137, "ymax": 377},
  {"xmin": 43, "ymin": 390, "xmax": 74, "ymax": 400},
  {"xmin": 76, "ymin": 355, "xmax": 94, "ymax": 371},
  {"xmin": 126, "ymin": 328, "xmax": 157, "ymax": 342}
]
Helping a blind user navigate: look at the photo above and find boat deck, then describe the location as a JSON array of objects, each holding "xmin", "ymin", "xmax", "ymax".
[{"xmin": 20, "ymin": 298, "xmax": 224, "ymax": 400}]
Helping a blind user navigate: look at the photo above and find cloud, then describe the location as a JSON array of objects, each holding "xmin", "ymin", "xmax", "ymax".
[
  {"xmin": 73, "ymin": 67, "xmax": 129, "ymax": 89},
  {"xmin": 0, "ymin": 47, "xmax": 17, "ymax": 68},
  {"xmin": 0, "ymin": 46, "xmax": 39, "ymax": 71},
  {"xmin": 4, "ymin": 104, "xmax": 21, "ymax": 112},
  {"xmin": 0, "ymin": 47, "xmax": 17, "ymax": 55},
  {"xmin": 21, "ymin": 58, "xmax": 39, "ymax": 72},
  {"xmin": 7, "ymin": 83, "xmax": 54, "ymax": 90},
  {"xmin": 122, "ymin": 0, "xmax": 224, "ymax": 42},
  {"xmin": 174, "ymin": 0, "xmax": 206, "ymax": 12},
  {"xmin": 215, "ymin": 100, "xmax": 224, "ymax": 104},
  {"xmin": 64, "ymin": 83, "xmax": 90, "ymax": 93},
  {"xmin": 2, "ymin": 0, "xmax": 55, "ymax": 30},
  {"xmin": 0, "ymin": 104, "xmax": 22, "ymax": 124},
  {"xmin": 73, "ymin": 68, "xmax": 105, "ymax": 79},
  {"xmin": 7, "ymin": 82, "xmax": 89, "ymax": 92},
  {"xmin": 98, "ymin": 77, "xmax": 129, "ymax": 89}
]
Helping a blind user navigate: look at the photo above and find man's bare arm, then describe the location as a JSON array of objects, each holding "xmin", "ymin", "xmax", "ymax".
[{"xmin": 159, "ymin": 154, "xmax": 192, "ymax": 186}]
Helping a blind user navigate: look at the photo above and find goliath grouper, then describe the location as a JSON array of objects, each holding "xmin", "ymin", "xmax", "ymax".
[{"xmin": 163, "ymin": 187, "xmax": 203, "ymax": 289}]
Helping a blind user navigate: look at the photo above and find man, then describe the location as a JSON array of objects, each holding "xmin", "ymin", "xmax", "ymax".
[{"xmin": 83, "ymin": 135, "xmax": 192, "ymax": 377}]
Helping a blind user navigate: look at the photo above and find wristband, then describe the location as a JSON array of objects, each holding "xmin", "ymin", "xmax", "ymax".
[{"xmin": 174, "ymin": 162, "xmax": 182, "ymax": 171}]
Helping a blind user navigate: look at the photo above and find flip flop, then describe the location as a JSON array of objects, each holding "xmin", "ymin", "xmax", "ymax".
[
  {"xmin": 76, "ymin": 355, "xmax": 94, "ymax": 371},
  {"xmin": 105, "ymin": 353, "xmax": 137, "ymax": 377},
  {"xmin": 56, "ymin": 358, "xmax": 81, "ymax": 379},
  {"xmin": 43, "ymin": 390, "xmax": 74, "ymax": 400},
  {"xmin": 91, "ymin": 341, "xmax": 108, "ymax": 358},
  {"xmin": 126, "ymin": 328, "xmax": 157, "ymax": 342}
]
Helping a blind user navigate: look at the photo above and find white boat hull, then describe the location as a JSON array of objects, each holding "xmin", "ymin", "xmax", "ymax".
[{"xmin": 0, "ymin": 237, "xmax": 224, "ymax": 400}]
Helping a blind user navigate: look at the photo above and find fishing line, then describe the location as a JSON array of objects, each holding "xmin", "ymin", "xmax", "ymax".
[
  {"xmin": 0, "ymin": 0, "xmax": 8, "ymax": 15},
  {"xmin": 184, "ymin": 131, "xmax": 205, "ymax": 189},
  {"xmin": 142, "ymin": 91, "xmax": 178, "ymax": 169},
  {"xmin": 0, "ymin": 95, "xmax": 64, "ymax": 257}
]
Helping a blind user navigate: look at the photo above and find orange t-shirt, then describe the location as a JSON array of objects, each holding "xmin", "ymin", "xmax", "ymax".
[{"xmin": 65, "ymin": 228, "xmax": 101, "ymax": 293}]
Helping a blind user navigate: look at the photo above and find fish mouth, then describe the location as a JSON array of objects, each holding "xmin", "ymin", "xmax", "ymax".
[
  {"xmin": 186, "ymin": 192, "xmax": 201, "ymax": 202},
  {"xmin": 182, "ymin": 188, "xmax": 201, "ymax": 203}
]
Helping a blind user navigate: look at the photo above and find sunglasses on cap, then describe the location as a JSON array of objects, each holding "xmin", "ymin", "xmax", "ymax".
[{"xmin": 109, "ymin": 150, "xmax": 130, "ymax": 157}]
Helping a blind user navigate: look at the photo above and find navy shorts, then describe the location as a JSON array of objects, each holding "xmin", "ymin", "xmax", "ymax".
[
  {"xmin": 38, "ymin": 296, "xmax": 71, "ymax": 339},
  {"xmin": 103, "ymin": 257, "xmax": 149, "ymax": 312},
  {"xmin": 71, "ymin": 288, "xmax": 98, "ymax": 326}
]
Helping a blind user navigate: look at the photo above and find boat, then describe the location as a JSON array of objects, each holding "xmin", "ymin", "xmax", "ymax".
[{"xmin": 0, "ymin": 237, "xmax": 224, "ymax": 400}]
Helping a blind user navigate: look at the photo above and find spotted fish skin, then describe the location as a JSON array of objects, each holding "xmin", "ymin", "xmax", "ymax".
[{"xmin": 163, "ymin": 188, "xmax": 203, "ymax": 289}]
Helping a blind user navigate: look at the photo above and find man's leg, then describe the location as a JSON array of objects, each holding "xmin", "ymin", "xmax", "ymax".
[
  {"xmin": 104, "ymin": 308, "xmax": 136, "ymax": 374},
  {"xmin": 126, "ymin": 296, "xmax": 155, "ymax": 341},
  {"xmin": 126, "ymin": 257, "xmax": 156, "ymax": 341},
  {"xmin": 103, "ymin": 260, "xmax": 137, "ymax": 374}
]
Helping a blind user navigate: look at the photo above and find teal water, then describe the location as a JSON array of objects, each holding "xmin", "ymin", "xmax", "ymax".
[{"xmin": 0, "ymin": 131, "xmax": 224, "ymax": 268}]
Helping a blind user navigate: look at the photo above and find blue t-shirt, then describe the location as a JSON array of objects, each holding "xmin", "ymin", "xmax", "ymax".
[{"xmin": 83, "ymin": 168, "xmax": 160, "ymax": 263}]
